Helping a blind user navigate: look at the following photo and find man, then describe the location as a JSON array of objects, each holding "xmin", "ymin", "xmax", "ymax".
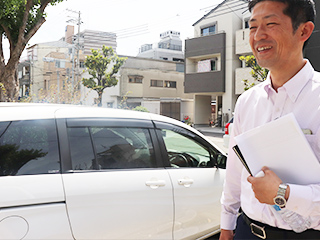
[{"xmin": 220, "ymin": 0, "xmax": 320, "ymax": 239}]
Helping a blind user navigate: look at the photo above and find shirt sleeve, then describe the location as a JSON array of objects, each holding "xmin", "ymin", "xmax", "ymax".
[{"xmin": 220, "ymin": 102, "xmax": 245, "ymax": 230}]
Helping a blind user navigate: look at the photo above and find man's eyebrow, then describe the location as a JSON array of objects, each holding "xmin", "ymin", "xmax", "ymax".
[{"xmin": 249, "ymin": 14, "xmax": 278, "ymax": 22}]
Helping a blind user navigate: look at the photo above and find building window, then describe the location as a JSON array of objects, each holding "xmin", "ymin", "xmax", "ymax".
[
  {"xmin": 55, "ymin": 60, "xmax": 66, "ymax": 69},
  {"xmin": 244, "ymin": 18, "xmax": 250, "ymax": 29},
  {"xmin": 197, "ymin": 58, "xmax": 218, "ymax": 72},
  {"xmin": 79, "ymin": 61, "xmax": 85, "ymax": 68},
  {"xmin": 164, "ymin": 81, "xmax": 176, "ymax": 88},
  {"xmin": 201, "ymin": 25, "xmax": 216, "ymax": 36},
  {"xmin": 128, "ymin": 76, "xmax": 143, "ymax": 83},
  {"xmin": 150, "ymin": 80, "xmax": 163, "ymax": 87}
]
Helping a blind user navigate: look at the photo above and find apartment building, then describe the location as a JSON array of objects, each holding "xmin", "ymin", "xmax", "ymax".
[
  {"xmin": 185, "ymin": 0, "xmax": 248, "ymax": 126},
  {"xmin": 137, "ymin": 30, "xmax": 184, "ymax": 62},
  {"xmin": 25, "ymin": 40, "xmax": 73, "ymax": 95},
  {"xmin": 65, "ymin": 25, "xmax": 117, "ymax": 55}
]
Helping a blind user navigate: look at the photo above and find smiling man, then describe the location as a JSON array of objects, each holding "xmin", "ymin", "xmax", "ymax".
[{"xmin": 219, "ymin": 0, "xmax": 320, "ymax": 239}]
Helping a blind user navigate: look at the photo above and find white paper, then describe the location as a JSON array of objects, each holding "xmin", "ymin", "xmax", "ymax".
[{"xmin": 234, "ymin": 113, "xmax": 320, "ymax": 185}]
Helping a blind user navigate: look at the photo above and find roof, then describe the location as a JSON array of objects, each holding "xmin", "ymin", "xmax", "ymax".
[
  {"xmin": 27, "ymin": 40, "xmax": 72, "ymax": 50},
  {"xmin": 0, "ymin": 103, "xmax": 225, "ymax": 154},
  {"xmin": 193, "ymin": 0, "xmax": 248, "ymax": 26}
]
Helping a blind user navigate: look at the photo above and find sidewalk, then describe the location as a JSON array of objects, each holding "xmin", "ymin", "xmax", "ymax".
[{"xmin": 195, "ymin": 126, "xmax": 224, "ymax": 135}]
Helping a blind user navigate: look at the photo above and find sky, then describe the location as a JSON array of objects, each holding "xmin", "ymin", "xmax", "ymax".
[{"xmin": 3, "ymin": 0, "xmax": 224, "ymax": 61}]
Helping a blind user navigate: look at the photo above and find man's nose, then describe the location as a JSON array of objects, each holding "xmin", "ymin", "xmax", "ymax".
[{"xmin": 254, "ymin": 25, "xmax": 268, "ymax": 41}]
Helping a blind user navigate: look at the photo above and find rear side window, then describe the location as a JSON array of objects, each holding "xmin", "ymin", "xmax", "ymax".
[
  {"xmin": 0, "ymin": 119, "xmax": 60, "ymax": 176},
  {"xmin": 68, "ymin": 127, "xmax": 156, "ymax": 170}
]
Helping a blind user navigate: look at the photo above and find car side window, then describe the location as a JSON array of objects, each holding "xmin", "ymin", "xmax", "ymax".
[
  {"xmin": 0, "ymin": 119, "xmax": 60, "ymax": 176},
  {"xmin": 68, "ymin": 127, "xmax": 156, "ymax": 170},
  {"xmin": 160, "ymin": 129, "xmax": 215, "ymax": 168}
]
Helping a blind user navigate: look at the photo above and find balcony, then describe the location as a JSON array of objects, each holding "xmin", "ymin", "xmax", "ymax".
[
  {"xmin": 235, "ymin": 28, "xmax": 252, "ymax": 55},
  {"xmin": 185, "ymin": 32, "xmax": 226, "ymax": 93},
  {"xmin": 235, "ymin": 67, "xmax": 255, "ymax": 95}
]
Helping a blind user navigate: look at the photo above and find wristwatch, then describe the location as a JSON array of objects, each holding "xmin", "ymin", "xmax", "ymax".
[{"xmin": 273, "ymin": 183, "xmax": 288, "ymax": 208}]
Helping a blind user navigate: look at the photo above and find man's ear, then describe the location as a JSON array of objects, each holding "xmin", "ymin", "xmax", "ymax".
[{"xmin": 300, "ymin": 21, "xmax": 315, "ymax": 42}]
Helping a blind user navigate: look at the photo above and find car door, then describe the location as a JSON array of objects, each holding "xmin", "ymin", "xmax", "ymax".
[
  {"xmin": 0, "ymin": 119, "xmax": 73, "ymax": 240},
  {"xmin": 154, "ymin": 121, "xmax": 227, "ymax": 240},
  {"xmin": 58, "ymin": 118, "xmax": 174, "ymax": 240}
]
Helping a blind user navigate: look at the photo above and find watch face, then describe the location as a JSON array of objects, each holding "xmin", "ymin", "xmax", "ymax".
[{"xmin": 274, "ymin": 196, "xmax": 286, "ymax": 207}]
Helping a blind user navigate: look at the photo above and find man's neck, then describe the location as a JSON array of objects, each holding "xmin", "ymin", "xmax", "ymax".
[{"xmin": 270, "ymin": 59, "xmax": 307, "ymax": 91}]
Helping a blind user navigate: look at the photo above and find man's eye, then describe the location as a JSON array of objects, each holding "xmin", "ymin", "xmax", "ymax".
[
  {"xmin": 267, "ymin": 22, "xmax": 277, "ymax": 26},
  {"xmin": 249, "ymin": 26, "xmax": 257, "ymax": 30}
]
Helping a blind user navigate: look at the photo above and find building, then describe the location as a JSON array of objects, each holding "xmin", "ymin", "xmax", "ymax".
[
  {"xmin": 80, "ymin": 56, "xmax": 194, "ymax": 121},
  {"xmin": 65, "ymin": 25, "xmax": 117, "ymax": 55},
  {"xmin": 18, "ymin": 60, "xmax": 31, "ymax": 98},
  {"xmin": 25, "ymin": 40, "xmax": 74, "ymax": 95},
  {"xmin": 304, "ymin": 1, "xmax": 320, "ymax": 71},
  {"xmin": 185, "ymin": 0, "xmax": 248, "ymax": 127},
  {"xmin": 137, "ymin": 30, "xmax": 184, "ymax": 62}
]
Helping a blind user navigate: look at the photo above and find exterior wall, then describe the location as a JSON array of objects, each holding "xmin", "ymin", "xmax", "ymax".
[
  {"xmin": 185, "ymin": 33, "xmax": 226, "ymax": 93},
  {"xmin": 142, "ymin": 101, "xmax": 161, "ymax": 114},
  {"xmin": 305, "ymin": 2, "xmax": 320, "ymax": 71},
  {"xmin": 79, "ymin": 30, "xmax": 117, "ymax": 55},
  {"xmin": 235, "ymin": 68, "xmax": 255, "ymax": 94},
  {"xmin": 120, "ymin": 57, "xmax": 191, "ymax": 100},
  {"xmin": 236, "ymin": 28, "xmax": 251, "ymax": 55},
  {"xmin": 27, "ymin": 42, "xmax": 72, "ymax": 95},
  {"xmin": 194, "ymin": 95, "xmax": 212, "ymax": 126},
  {"xmin": 137, "ymin": 48, "xmax": 184, "ymax": 62}
]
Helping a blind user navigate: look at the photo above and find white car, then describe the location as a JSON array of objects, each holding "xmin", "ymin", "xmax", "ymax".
[{"xmin": 0, "ymin": 103, "xmax": 226, "ymax": 240}]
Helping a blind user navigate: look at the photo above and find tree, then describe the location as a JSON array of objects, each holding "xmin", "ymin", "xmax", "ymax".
[
  {"xmin": 239, "ymin": 55, "xmax": 268, "ymax": 91},
  {"xmin": 82, "ymin": 46, "xmax": 126, "ymax": 107},
  {"xmin": 0, "ymin": 0, "xmax": 64, "ymax": 102}
]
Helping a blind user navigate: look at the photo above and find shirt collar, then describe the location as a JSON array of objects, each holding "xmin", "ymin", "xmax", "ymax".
[{"xmin": 263, "ymin": 60, "xmax": 314, "ymax": 102}]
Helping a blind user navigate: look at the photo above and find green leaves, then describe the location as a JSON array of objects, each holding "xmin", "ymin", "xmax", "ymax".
[
  {"xmin": 239, "ymin": 55, "xmax": 268, "ymax": 91},
  {"xmin": 82, "ymin": 46, "xmax": 127, "ymax": 106}
]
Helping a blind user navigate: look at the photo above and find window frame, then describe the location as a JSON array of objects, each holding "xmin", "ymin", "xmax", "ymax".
[
  {"xmin": 57, "ymin": 118, "xmax": 165, "ymax": 173},
  {"xmin": 153, "ymin": 121, "xmax": 225, "ymax": 169}
]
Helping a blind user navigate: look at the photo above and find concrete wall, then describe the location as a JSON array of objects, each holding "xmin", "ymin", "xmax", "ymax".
[{"xmin": 194, "ymin": 95, "xmax": 212, "ymax": 126}]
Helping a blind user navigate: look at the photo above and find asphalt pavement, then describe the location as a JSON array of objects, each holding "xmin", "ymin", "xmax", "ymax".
[{"xmin": 195, "ymin": 126, "xmax": 229, "ymax": 154}]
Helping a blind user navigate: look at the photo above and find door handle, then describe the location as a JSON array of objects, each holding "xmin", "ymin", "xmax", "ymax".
[
  {"xmin": 146, "ymin": 179, "xmax": 166, "ymax": 189},
  {"xmin": 178, "ymin": 178, "xmax": 194, "ymax": 187}
]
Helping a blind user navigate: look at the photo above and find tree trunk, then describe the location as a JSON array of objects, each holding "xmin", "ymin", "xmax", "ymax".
[
  {"xmin": 0, "ymin": 61, "xmax": 19, "ymax": 102},
  {"xmin": 98, "ymin": 91, "xmax": 103, "ymax": 107}
]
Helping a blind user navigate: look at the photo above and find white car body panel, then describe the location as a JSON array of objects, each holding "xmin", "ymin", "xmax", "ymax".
[
  {"xmin": 167, "ymin": 168, "xmax": 225, "ymax": 240},
  {"xmin": 62, "ymin": 170, "xmax": 174, "ymax": 239},
  {"xmin": 0, "ymin": 175, "xmax": 73, "ymax": 240}
]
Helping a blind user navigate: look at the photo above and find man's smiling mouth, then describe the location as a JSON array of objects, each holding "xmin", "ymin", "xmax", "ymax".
[{"xmin": 257, "ymin": 46, "xmax": 272, "ymax": 52}]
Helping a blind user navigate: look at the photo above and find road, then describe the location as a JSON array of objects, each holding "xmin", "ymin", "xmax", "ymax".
[
  {"xmin": 200, "ymin": 130, "xmax": 225, "ymax": 240},
  {"xmin": 197, "ymin": 129, "xmax": 229, "ymax": 154}
]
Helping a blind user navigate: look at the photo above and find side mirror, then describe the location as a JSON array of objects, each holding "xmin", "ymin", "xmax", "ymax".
[{"xmin": 216, "ymin": 154, "xmax": 227, "ymax": 169}]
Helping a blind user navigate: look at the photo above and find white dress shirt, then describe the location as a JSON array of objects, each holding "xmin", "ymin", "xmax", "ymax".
[{"xmin": 221, "ymin": 60, "xmax": 320, "ymax": 231}]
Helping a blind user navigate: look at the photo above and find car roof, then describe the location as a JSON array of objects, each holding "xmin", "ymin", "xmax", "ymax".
[
  {"xmin": 0, "ymin": 103, "xmax": 225, "ymax": 154},
  {"xmin": 0, "ymin": 102, "xmax": 180, "ymax": 127}
]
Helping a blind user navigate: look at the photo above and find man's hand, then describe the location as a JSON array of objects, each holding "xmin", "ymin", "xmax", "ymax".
[
  {"xmin": 219, "ymin": 229, "xmax": 234, "ymax": 240},
  {"xmin": 247, "ymin": 166, "xmax": 289, "ymax": 204}
]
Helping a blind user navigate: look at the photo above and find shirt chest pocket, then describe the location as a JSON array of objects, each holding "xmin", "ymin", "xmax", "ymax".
[{"xmin": 305, "ymin": 130, "xmax": 320, "ymax": 162}]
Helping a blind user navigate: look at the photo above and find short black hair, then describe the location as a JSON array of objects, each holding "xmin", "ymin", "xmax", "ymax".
[{"xmin": 248, "ymin": 0, "xmax": 316, "ymax": 32}]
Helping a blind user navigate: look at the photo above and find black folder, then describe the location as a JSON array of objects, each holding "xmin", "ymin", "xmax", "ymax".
[{"xmin": 232, "ymin": 145, "xmax": 252, "ymax": 176}]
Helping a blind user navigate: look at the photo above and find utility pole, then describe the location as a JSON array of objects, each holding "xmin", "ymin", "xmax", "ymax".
[{"xmin": 66, "ymin": 9, "xmax": 83, "ymax": 89}]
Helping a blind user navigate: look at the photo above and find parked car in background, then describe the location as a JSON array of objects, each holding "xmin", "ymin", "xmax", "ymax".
[
  {"xmin": 223, "ymin": 117, "xmax": 234, "ymax": 148},
  {"xmin": 0, "ymin": 103, "xmax": 227, "ymax": 240}
]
